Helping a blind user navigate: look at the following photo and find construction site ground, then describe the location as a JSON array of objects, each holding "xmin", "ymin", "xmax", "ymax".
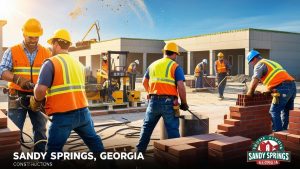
[{"xmin": 1, "ymin": 79, "xmax": 300, "ymax": 168}]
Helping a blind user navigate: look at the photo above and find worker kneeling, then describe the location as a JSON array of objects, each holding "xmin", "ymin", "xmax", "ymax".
[{"xmin": 30, "ymin": 29, "xmax": 105, "ymax": 164}]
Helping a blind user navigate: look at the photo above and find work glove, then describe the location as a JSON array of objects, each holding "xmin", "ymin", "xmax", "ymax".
[
  {"xmin": 29, "ymin": 96, "xmax": 44, "ymax": 112},
  {"xmin": 13, "ymin": 74, "xmax": 33, "ymax": 90},
  {"xmin": 246, "ymin": 90, "xmax": 254, "ymax": 97},
  {"xmin": 180, "ymin": 103, "xmax": 189, "ymax": 111}
]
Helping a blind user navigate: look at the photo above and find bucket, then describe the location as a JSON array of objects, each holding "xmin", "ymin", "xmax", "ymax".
[{"xmin": 159, "ymin": 114, "xmax": 209, "ymax": 139}]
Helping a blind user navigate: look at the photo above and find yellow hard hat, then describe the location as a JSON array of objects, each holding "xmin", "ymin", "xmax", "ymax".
[
  {"xmin": 47, "ymin": 29, "xmax": 72, "ymax": 45},
  {"xmin": 22, "ymin": 18, "xmax": 43, "ymax": 37},
  {"xmin": 217, "ymin": 52, "xmax": 224, "ymax": 58},
  {"xmin": 163, "ymin": 42, "xmax": 180, "ymax": 55}
]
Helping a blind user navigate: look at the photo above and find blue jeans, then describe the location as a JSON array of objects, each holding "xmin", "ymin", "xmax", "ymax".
[
  {"xmin": 217, "ymin": 73, "xmax": 227, "ymax": 97},
  {"xmin": 270, "ymin": 81, "xmax": 296, "ymax": 131},
  {"xmin": 46, "ymin": 107, "xmax": 104, "ymax": 160},
  {"xmin": 195, "ymin": 75, "xmax": 203, "ymax": 88},
  {"xmin": 136, "ymin": 97, "xmax": 180, "ymax": 153},
  {"xmin": 8, "ymin": 108, "xmax": 47, "ymax": 152}
]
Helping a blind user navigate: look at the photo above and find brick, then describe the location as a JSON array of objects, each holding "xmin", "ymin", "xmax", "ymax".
[
  {"xmin": 188, "ymin": 133, "xmax": 228, "ymax": 147},
  {"xmin": 0, "ymin": 111, "xmax": 7, "ymax": 129},
  {"xmin": 283, "ymin": 140, "xmax": 300, "ymax": 152},
  {"xmin": 168, "ymin": 144, "xmax": 197, "ymax": 157},
  {"xmin": 288, "ymin": 129, "xmax": 300, "ymax": 135},
  {"xmin": 153, "ymin": 137, "xmax": 193, "ymax": 151},
  {"xmin": 208, "ymin": 146, "xmax": 250, "ymax": 158},
  {"xmin": 224, "ymin": 119, "xmax": 241, "ymax": 126},
  {"xmin": 208, "ymin": 136, "xmax": 252, "ymax": 152},
  {"xmin": 290, "ymin": 116, "xmax": 300, "ymax": 123},
  {"xmin": 217, "ymin": 124, "xmax": 237, "ymax": 132},
  {"xmin": 290, "ymin": 110, "xmax": 300, "ymax": 117},
  {"xmin": 287, "ymin": 134, "xmax": 300, "ymax": 144},
  {"xmin": 229, "ymin": 105, "xmax": 270, "ymax": 113},
  {"xmin": 289, "ymin": 122, "xmax": 300, "ymax": 130},
  {"xmin": 273, "ymin": 131, "xmax": 289, "ymax": 141}
]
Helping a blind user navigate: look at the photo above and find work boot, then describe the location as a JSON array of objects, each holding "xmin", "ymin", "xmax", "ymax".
[{"xmin": 218, "ymin": 96, "xmax": 224, "ymax": 100}]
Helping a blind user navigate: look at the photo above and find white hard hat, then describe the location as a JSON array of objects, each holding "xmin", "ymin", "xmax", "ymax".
[
  {"xmin": 134, "ymin": 60, "xmax": 139, "ymax": 64},
  {"xmin": 202, "ymin": 59, "xmax": 207, "ymax": 64},
  {"xmin": 103, "ymin": 55, "xmax": 107, "ymax": 60}
]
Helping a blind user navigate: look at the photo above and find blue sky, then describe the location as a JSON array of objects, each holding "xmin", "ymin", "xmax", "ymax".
[{"xmin": 1, "ymin": 0, "xmax": 300, "ymax": 47}]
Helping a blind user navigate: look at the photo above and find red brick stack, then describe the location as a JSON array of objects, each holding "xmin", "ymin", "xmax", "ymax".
[
  {"xmin": 0, "ymin": 110, "xmax": 7, "ymax": 129},
  {"xmin": 217, "ymin": 93, "xmax": 273, "ymax": 140},
  {"xmin": 236, "ymin": 93, "xmax": 272, "ymax": 106},
  {"xmin": 0, "ymin": 110, "xmax": 21, "ymax": 159},
  {"xmin": 185, "ymin": 79, "xmax": 195, "ymax": 88},
  {"xmin": 274, "ymin": 109, "xmax": 300, "ymax": 161},
  {"xmin": 208, "ymin": 136, "xmax": 252, "ymax": 164},
  {"xmin": 153, "ymin": 133, "xmax": 228, "ymax": 168}
]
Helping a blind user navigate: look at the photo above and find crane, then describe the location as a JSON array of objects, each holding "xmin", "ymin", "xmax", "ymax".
[{"xmin": 82, "ymin": 21, "xmax": 100, "ymax": 42}]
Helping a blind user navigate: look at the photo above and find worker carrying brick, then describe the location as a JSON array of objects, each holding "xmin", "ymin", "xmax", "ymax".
[
  {"xmin": 246, "ymin": 50, "xmax": 296, "ymax": 132},
  {"xmin": 215, "ymin": 52, "xmax": 231, "ymax": 100},
  {"xmin": 127, "ymin": 59, "xmax": 139, "ymax": 90},
  {"xmin": 30, "ymin": 29, "xmax": 105, "ymax": 162},
  {"xmin": 136, "ymin": 42, "xmax": 188, "ymax": 153},
  {"xmin": 194, "ymin": 59, "xmax": 207, "ymax": 88},
  {"xmin": 0, "ymin": 18, "xmax": 51, "ymax": 152}
]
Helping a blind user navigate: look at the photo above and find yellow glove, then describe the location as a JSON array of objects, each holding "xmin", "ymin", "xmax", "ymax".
[
  {"xmin": 29, "ymin": 96, "xmax": 43, "ymax": 112},
  {"xmin": 271, "ymin": 92, "xmax": 280, "ymax": 104}
]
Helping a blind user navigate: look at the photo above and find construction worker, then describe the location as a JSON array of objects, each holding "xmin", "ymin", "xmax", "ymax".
[
  {"xmin": 194, "ymin": 59, "xmax": 207, "ymax": 88},
  {"xmin": 100, "ymin": 53, "xmax": 109, "ymax": 84},
  {"xmin": 215, "ymin": 52, "xmax": 231, "ymax": 100},
  {"xmin": 30, "ymin": 29, "xmax": 105, "ymax": 161},
  {"xmin": 127, "ymin": 59, "xmax": 139, "ymax": 90},
  {"xmin": 246, "ymin": 50, "xmax": 296, "ymax": 132},
  {"xmin": 136, "ymin": 42, "xmax": 188, "ymax": 153},
  {"xmin": 0, "ymin": 18, "xmax": 50, "ymax": 152}
]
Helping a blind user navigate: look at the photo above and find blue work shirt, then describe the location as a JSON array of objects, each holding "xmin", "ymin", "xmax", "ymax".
[{"xmin": 0, "ymin": 42, "xmax": 38, "ymax": 79}]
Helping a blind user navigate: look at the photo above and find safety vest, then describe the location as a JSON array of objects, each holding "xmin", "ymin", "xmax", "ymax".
[
  {"xmin": 216, "ymin": 60, "xmax": 227, "ymax": 73},
  {"xmin": 148, "ymin": 57, "xmax": 178, "ymax": 96},
  {"xmin": 194, "ymin": 63, "xmax": 203, "ymax": 77},
  {"xmin": 127, "ymin": 62, "xmax": 136, "ymax": 73},
  {"xmin": 258, "ymin": 59, "xmax": 294, "ymax": 90},
  {"xmin": 8, "ymin": 44, "xmax": 51, "ymax": 92},
  {"xmin": 102, "ymin": 61, "xmax": 108, "ymax": 72},
  {"xmin": 45, "ymin": 54, "xmax": 88, "ymax": 115}
]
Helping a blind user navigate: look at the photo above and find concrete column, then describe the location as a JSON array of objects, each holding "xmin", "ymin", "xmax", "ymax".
[
  {"xmin": 86, "ymin": 55, "xmax": 92, "ymax": 75},
  {"xmin": 142, "ymin": 52, "xmax": 147, "ymax": 74},
  {"xmin": 244, "ymin": 48, "xmax": 251, "ymax": 75},
  {"xmin": 187, "ymin": 51, "xmax": 194, "ymax": 75},
  {"xmin": 209, "ymin": 50, "xmax": 215, "ymax": 75},
  {"xmin": 0, "ymin": 20, "xmax": 7, "ymax": 60}
]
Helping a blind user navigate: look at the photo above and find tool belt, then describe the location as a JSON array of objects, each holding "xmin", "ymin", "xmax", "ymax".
[
  {"xmin": 149, "ymin": 95, "xmax": 176, "ymax": 99},
  {"xmin": 8, "ymin": 89, "xmax": 33, "ymax": 109}
]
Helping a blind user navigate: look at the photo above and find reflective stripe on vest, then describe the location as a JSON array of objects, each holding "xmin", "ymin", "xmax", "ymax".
[
  {"xmin": 148, "ymin": 57, "xmax": 178, "ymax": 96},
  {"xmin": 259, "ymin": 59, "xmax": 294, "ymax": 89},
  {"xmin": 45, "ymin": 54, "xmax": 88, "ymax": 115},
  {"xmin": 216, "ymin": 60, "xmax": 227, "ymax": 73},
  {"xmin": 8, "ymin": 44, "xmax": 50, "ymax": 92}
]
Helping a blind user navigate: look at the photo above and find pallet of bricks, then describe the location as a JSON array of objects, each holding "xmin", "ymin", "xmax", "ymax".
[
  {"xmin": 153, "ymin": 133, "xmax": 252, "ymax": 168},
  {"xmin": 0, "ymin": 110, "xmax": 21, "ymax": 160},
  {"xmin": 217, "ymin": 93, "xmax": 273, "ymax": 140},
  {"xmin": 274, "ymin": 109, "xmax": 300, "ymax": 162}
]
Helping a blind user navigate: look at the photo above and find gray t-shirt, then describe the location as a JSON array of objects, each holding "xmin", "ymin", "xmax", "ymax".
[{"xmin": 252, "ymin": 62, "xmax": 268, "ymax": 80}]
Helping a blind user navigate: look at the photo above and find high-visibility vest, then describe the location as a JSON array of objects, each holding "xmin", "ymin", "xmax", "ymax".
[
  {"xmin": 215, "ymin": 60, "xmax": 227, "ymax": 73},
  {"xmin": 194, "ymin": 63, "xmax": 203, "ymax": 77},
  {"xmin": 258, "ymin": 59, "xmax": 294, "ymax": 90},
  {"xmin": 45, "ymin": 54, "xmax": 88, "ymax": 115},
  {"xmin": 127, "ymin": 62, "xmax": 136, "ymax": 73},
  {"xmin": 148, "ymin": 57, "xmax": 178, "ymax": 96},
  {"xmin": 8, "ymin": 44, "xmax": 51, "ymax": 92},
  {"xmin": 102, "ymin": 61, "xmax": 108, "ymax": 72}
]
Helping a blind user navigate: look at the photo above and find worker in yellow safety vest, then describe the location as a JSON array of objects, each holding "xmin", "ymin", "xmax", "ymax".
[
  {"xmin": 99, "ymin": 53, "xmax": 109, "ymax": 84},
  {"xmin": 136, "ymin": 42, "xmax": 188, "ymax": 154},
  {"xmin": 246, "ymin": 50, "xmax": 296, "ymax": 132},
  {"xmin": 127, "ymin": 59, "xmax": 139, "ymax": 90},
  {"xmin": 30, "ymin": 29, "xmax": 105, "ymax": 164},
  {"xmin": 214, "ymin": 52, "xmax": 231, "ymax": 100},
  {"xmin": 194, "ymin": 59, "xmax": 207, "ymax": 88},
  {"xmin": 0, "ymin": 18, "xmax": 51, "ymax": 152}
]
